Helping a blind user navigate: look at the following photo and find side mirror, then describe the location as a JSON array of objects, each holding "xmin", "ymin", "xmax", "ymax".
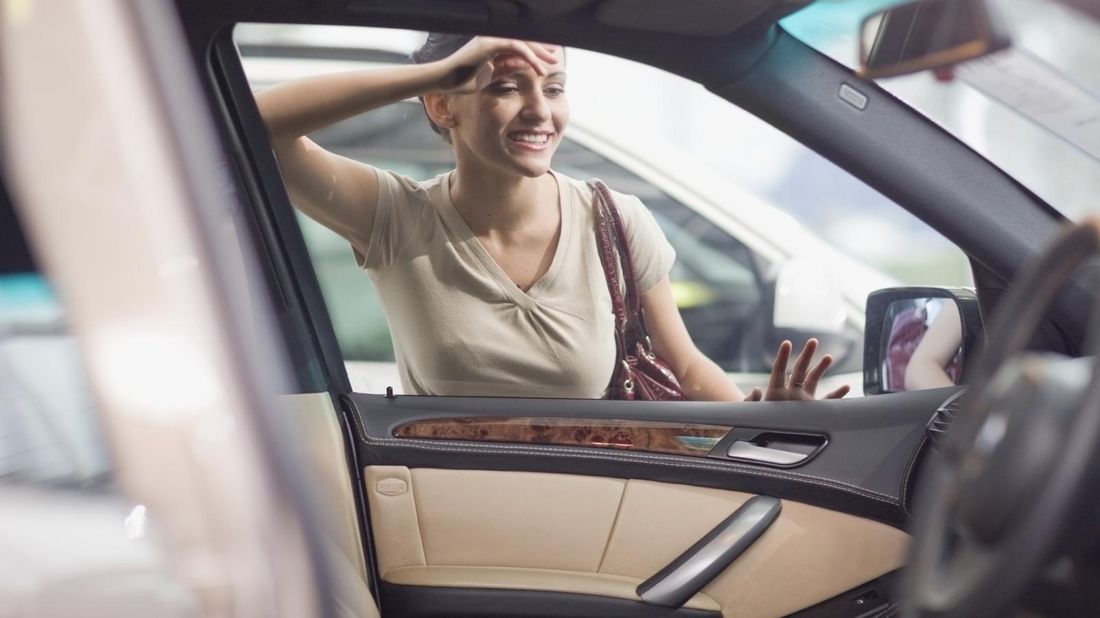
[
  {"xmin": 858, "ymin": 0, "xmax": 1011, "ymax": 80},
  {"xmin": 864, "ymin": 287, "xmax": 983, "ymax": 395}
]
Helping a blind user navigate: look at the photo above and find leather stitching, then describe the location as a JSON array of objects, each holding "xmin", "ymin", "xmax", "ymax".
[
  {"xmin": 345, "ymin": 401, "xmax": 899, "ymax": 505},
  {"xmin": 361, "ymin": 434, "xmax": 899, "ymax": 506},
  {"xmin": 900, "ymin": 433, "xmax": 930, "ymax": 518}
]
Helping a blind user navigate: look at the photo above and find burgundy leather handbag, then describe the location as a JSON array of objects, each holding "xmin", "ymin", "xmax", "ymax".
[{"xmin": 590, "ymin": 180, "xmax": 687, "ymax": 401}]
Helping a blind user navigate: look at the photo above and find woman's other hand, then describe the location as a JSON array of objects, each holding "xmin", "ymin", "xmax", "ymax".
[
  {"xmin": 435, "ymin": 37, "xmax": 560, "ymax": 94},
  {"xmin": 743, "ymin": 338, "xmax": 850, "ymax": 401}
]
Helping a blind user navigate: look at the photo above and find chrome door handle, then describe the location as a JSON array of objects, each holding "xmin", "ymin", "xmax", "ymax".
[
  {"xmin": 637, "ymin": 495, "xmax": 781, "ymax": 607},
  {"xmin": 726, "ymin": 440, "xmax": 809, "ymax": 465}
]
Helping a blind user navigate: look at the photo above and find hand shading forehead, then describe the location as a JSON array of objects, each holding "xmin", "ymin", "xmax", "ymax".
[
  {"xmin": 491, "ymin": 46, "xmax": 565, "ymax": 79},
  {"xmin": 491, "ymin": 54, "xmax": 532, "ymax": 78}
]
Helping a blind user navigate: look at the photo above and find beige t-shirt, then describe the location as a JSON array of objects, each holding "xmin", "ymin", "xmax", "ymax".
[{"xmin": 355, "ymin": 169, "xmax": 675, "ymax": 398}]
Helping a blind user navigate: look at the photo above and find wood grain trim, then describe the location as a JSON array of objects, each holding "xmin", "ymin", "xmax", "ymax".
[{"xmin": 393, "ymin": 418, "xmax": 731, "ymax": 457}]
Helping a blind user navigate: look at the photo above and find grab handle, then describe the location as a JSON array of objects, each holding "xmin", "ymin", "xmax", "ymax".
[{"xmin": 637, "ymin": 495, "xmax": 781, "ymax": 607}]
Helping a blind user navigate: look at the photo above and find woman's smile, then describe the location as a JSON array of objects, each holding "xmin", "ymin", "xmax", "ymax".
[{"xmin": 507, "ymin": 131, "xmax": 554, "ymax": 151}]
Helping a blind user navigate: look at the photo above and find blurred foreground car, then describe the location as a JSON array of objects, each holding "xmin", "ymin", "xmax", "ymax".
[{"xmin": 3, "ymin": 0, "xmax": 1100, "ymax": 617}]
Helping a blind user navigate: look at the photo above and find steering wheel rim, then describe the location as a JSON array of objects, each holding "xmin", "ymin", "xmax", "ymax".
[{"xmin": 904, "ymin": 220, "xmax": 1100, "ymax": 617}]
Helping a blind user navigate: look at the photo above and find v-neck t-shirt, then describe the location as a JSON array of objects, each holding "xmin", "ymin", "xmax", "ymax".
[{"xmin": 355, "ymin": 169, "xmax": 675, "ymax": 398}]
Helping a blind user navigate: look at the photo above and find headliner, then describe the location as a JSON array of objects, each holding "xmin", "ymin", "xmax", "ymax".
[
  {"xmin": 175, "ymin": 0, "xmax": 811, "ymax": 37},
  {"xmin": 174, "ymin": 0, "xmax": 812, "ymax": 86}
]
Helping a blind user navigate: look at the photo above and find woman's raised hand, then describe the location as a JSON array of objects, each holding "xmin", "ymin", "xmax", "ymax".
[
  {"xmin": 743, "ymin": 338, "xmax": 850, "ymax": 402},
  {"xmin": 435, "ymin": 37, "xmax": 560, "ymax": 94}
]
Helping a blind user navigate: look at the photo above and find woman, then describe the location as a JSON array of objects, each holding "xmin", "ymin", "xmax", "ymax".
[
  {"xmin": 256, "ymin": 34, "xmax": 848, "ymax": 401},
  {"xmin": 904, "ymin": 299, "xmax": 962, "ymax": 390}
]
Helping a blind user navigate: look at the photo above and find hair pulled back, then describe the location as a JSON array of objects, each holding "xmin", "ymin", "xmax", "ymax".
[{"xmin": 410, "ymin": 33, "xmax": 474, "ymax": 141}]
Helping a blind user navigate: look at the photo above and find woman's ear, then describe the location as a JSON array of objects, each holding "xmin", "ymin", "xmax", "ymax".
[{"xmin": 423, "ymin": 93, "xmax": 457, "ymax": 129}]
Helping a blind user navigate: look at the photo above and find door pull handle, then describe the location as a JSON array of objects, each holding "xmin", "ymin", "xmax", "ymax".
[
  {"xmin": 637, "ymin": 495, "xmax": 781, "ymax": 607},
  {"xmin": 726, "ymin": 440, "xmax": 810, "ymax": 465}
]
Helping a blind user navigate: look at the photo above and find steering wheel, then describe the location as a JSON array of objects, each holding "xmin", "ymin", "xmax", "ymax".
[{"xmin": 903, "ymin": 221, "xmax": 1100, "ymax": 617}]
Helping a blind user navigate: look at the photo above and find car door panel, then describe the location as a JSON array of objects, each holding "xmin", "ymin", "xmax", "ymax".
[
  {"xmin": 380, "ymin": 585, "xmax": 724, "ymax": 618},
  {"xmin": 342, "ymin": 390, "xmax": 946, "ymax": 616},
  {"xmin": 380, "ymin": 567, "xmax": 721, "ymax": 610},
  {"xmin": 346, "ymin": 387, "xmax": 950, "ymax": 527},
  {"xmin": 391, "ymin": 417, "xmax": 735, "ymax": 457},
  {"xmin": 364, "ymin": 466, "xmax": 908, "ymax": 617}
]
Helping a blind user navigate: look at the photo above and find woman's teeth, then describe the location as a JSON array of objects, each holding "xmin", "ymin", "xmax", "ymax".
[{"xmin": 511, "ymin": 133, "xmax": 549, "ymax": 143}]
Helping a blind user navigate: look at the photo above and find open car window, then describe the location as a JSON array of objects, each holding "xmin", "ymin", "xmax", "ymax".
[{"xmin": 236, "ymin": 24, "xmax": 971, "ymax": 397}]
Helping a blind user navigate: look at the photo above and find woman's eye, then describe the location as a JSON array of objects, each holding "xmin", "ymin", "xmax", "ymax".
[
  {"xmin": 544, "ymin": 86, "xmax": 566, "ymax": 97},
  {"xmin": 489, "ymin": 83, "xmax": 520, "ymax": 95}
]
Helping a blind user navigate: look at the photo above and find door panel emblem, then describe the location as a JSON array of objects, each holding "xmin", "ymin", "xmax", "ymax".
[{"xmin": 377, "ymin": 478, "xmax": 408, "ymax": 496}]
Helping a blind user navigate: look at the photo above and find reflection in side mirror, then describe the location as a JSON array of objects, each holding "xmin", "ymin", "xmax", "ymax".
[
  {"xmin": 858, "ymin": 0, "xmax": 1011, "ymax": 80},
  {"xmin": 864, "ymin": 288, "xmax": 984, "ymax": 395},
  {"xmin": 882, "ymin": 298, "xmax": 961, "ymax": 391}
]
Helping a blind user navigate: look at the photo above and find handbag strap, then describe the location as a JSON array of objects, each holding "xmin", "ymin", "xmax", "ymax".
[
  {"xmin": 591, "ymin": 180, "xmax": 628, "ymax": 342},
  {"xmin": 589, "ymin": 179, "xmax": 650, "ymax": 346}
]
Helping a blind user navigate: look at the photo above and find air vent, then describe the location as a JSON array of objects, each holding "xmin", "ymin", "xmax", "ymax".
[{"xmin": 927, "ymin": 390, "xmax": 966, "ymax": 449}]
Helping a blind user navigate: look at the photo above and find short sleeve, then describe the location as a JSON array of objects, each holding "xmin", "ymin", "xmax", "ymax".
[
  {"xmin": 612, "ymin": 191, "xmax": 676, "ymax": 293},
  {"xmin": 355, "ymin": 169, "xmax": 434, "ymax": 273}
]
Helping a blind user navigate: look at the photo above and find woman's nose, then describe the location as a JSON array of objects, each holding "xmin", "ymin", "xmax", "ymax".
[{"xmin": 520, "ymin": 89, "xmax": 551, "ymax": 121}]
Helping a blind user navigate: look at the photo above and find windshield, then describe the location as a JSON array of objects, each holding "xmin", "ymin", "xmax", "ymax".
[{"xmin": 783, "ymin": 0, "xmax": 1100, "ymax": 220}]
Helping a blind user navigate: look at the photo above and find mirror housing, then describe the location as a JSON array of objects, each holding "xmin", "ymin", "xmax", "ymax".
[
  {"xmin": 858, "ymin": 0, "xmax": 1011, "ymax": 80},
  {"xmin": 864, "ymin": 287, "xmax": 983, "ymax": 395}
]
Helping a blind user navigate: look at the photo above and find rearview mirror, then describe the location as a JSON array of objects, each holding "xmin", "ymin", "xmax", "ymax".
[
  {"xmin": 858, "ymin": 0, "xmax": 1011, "ymax": 80},
  {"xmin": 864, "ymin": 287, "xmax": 983, "ymax": 394}
]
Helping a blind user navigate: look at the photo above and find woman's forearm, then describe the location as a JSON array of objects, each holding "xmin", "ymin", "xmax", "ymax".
[
  {"xmin": 677, "ymin": 351, "xmax": 743, "ymax": 401},
  {"xmin": 255, "ymin": 62, "xmax": 448, "ymax": 142}
]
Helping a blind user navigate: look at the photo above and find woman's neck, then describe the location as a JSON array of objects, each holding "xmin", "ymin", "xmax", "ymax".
[{"xmin": 449, "ymin": 162, "xmax": 558, "ymax": 236}]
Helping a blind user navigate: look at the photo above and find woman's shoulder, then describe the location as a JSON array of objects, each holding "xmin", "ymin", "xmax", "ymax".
[
  {"xmin": 371, "ymin": 168, "xmax": 453, "ymax": 225},
  {"xmin": 376, "ymin": 168, "xmax": 446, "ymax": 202},
  {"xmin": 554, "ymin": 170, "xmax": 645, "ymax": 214}
]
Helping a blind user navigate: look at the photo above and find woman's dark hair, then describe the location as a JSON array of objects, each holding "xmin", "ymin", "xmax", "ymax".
[
  {"xmin": 410, "ymin": 32, "xmax": 473, "ymax": 65},
  {"xmin": 410, "ymin": 33, "xmax": 474, "ymax": 142}
]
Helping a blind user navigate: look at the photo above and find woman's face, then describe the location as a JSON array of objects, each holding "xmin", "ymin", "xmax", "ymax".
[{"xmin": 448, "ymin": 45, "xmax": 568, "ymax": 179}]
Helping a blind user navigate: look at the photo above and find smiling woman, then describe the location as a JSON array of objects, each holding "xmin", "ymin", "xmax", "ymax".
[{"xmin": 254, "ymin": 31, "xmax": 849, "ymax": 401}]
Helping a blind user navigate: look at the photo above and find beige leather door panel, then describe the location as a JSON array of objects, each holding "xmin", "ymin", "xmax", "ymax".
[{"xmin": 366, "ymin": 466, "xmax": 908, "ymax": 617}]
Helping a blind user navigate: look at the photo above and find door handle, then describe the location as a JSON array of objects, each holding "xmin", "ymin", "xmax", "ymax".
[
  {"xmin": 726, "ymin": 440, "xmax": 810, "ymax": 465},
  {"xmin": 637, "ymin": 495, "xmax": 781, "ymax": 607}
]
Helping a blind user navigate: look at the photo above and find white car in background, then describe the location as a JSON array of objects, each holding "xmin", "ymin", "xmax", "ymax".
[{"xmin": 236, "ymin": 25, "xmax": 895, "ymax": 396}]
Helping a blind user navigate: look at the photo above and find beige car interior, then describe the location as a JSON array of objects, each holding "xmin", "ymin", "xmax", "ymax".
[
  {"xmin": 285, "ymin": 393, "xmax": 381, "ymax": 618},
  {"xmin": 286, "ymin": 393, "xmax": 909, "ymax": 617}
]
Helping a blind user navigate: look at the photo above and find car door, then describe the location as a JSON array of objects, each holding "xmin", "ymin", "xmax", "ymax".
[{"xmin": 184, "ymin": 7, "xmax": 995, "ymax": 618}]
